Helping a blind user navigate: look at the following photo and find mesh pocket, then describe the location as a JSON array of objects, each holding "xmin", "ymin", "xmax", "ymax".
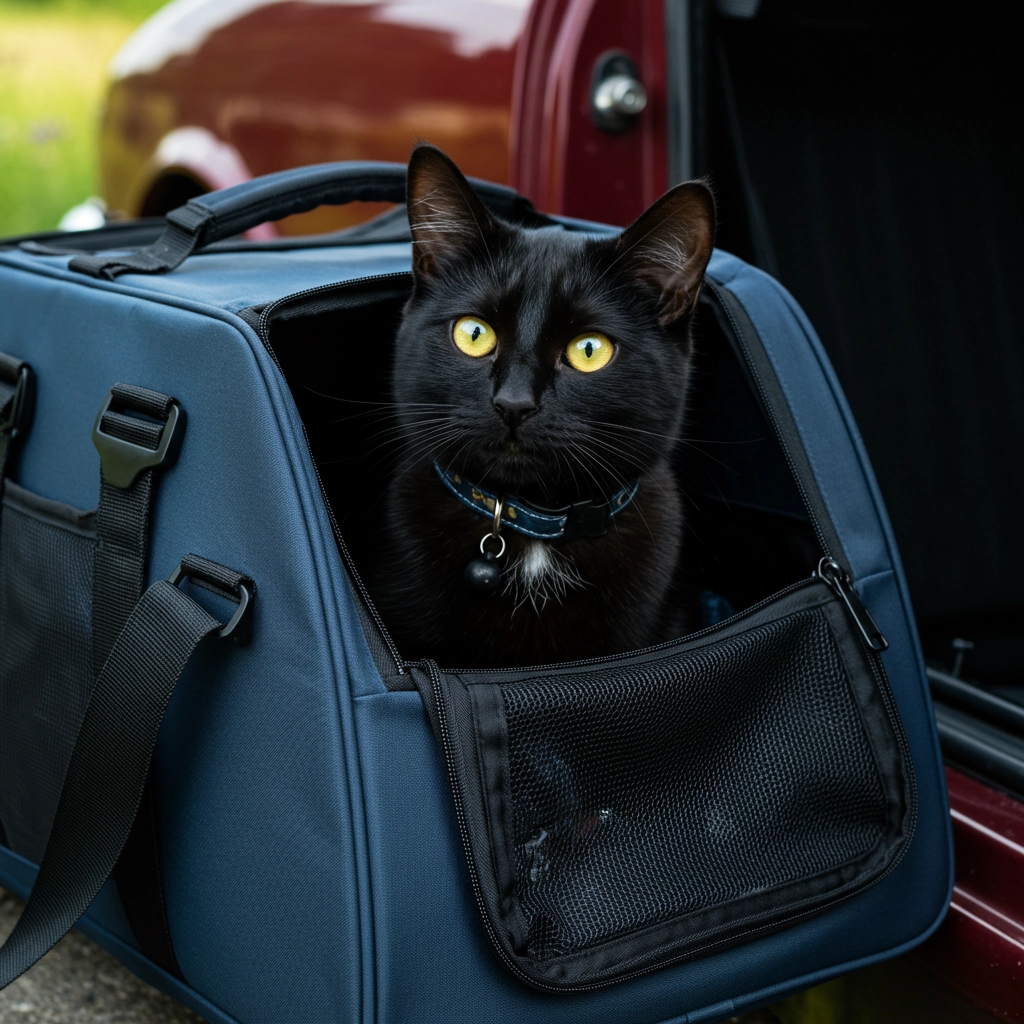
[
  {"xmin": 503, "ymin": 610, "xmax": 887, "ymax": 959},
  {"xmin": 0, "ymin": 481, "xmax": 95, "ymax": 863},
  {"xmin": 415, "ymin": 580, "xmax": 912, "ymax": 989}
]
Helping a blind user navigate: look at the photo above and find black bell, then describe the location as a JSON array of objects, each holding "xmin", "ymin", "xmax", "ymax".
[{"xmin": 464, "ymin": 551, "xmax": 502, "ymax": 594}]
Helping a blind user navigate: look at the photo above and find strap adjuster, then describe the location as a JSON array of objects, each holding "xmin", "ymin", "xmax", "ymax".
[
  {"xmin": 0, "ymin": 363, "xmax": 34, "ymax": 440},
  {"xmin": 168, "ymin": 556, "xmax": 254, "ymax": 641},
  {"xmin": 560, "ymin": 499, "xmax": 613, "ymax": 542},
  {"xmin": 92, "ymin": 389, "xmax": 185, "ymax": 488}
]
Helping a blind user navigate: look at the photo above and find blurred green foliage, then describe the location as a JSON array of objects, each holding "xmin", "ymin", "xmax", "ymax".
[
  {"xmin": 0, "ymin": 0, "xmax": 166, "ymax": 22},
  {"xmin": 0, "ymin": 0, "xmax": 166, "ymax": 237}
]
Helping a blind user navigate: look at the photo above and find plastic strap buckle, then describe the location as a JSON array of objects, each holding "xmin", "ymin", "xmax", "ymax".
[
  {"xmin": 168, "ymin": 559, "xmax": 254, "ymax": 641},
  {"xmin": 560, "ymin": 499, "xmax": 612, "ymax": 542},
  {"xmin": 0, "ymin": 364, "xmax": 35, "ymax": 440},
  {"xmin": 91, "ymin": 390, "xmax": 185, "ymax": 489}
]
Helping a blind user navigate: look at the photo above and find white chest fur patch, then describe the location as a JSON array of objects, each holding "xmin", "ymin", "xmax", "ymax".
[{"xmin": 506, "ymin": 540, "xmax": 585, "ymax": 613}]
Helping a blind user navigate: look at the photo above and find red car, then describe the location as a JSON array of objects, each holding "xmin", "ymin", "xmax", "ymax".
[{"xmin": 97, "ymin": 1, "xmax": 1024, "ymax": 1020}]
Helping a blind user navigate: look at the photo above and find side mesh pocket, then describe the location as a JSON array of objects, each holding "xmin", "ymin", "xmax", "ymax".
[
  {"xmin": 0, "ymin": 480, "xmax": 95, "ymax": 863},
  {"xmin": 413, "ymin": 579, "xmax": 913, "ymax": 990}
]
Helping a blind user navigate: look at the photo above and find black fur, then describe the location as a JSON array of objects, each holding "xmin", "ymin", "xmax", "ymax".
[{"xmin": 369, "ymin": 145, "xmax": 715, "ymax": 666}]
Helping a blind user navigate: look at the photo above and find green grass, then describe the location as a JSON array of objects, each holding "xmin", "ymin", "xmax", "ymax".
[{"xmin": 0, "ymin": 0, "xmax": 166, "ymax": 237}]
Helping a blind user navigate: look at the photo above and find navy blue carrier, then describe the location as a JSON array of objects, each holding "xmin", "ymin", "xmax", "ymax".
[{"xmin": 0, "ymin": 164, "xmax": 951, "ymax": 1023}]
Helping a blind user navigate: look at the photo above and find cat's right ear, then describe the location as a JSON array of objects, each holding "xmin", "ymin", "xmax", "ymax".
[
  {"xmin": 613, "ymin": 180, "xmax": 716, "ymax": 327},
  {"xmin": 406, "ymin": 144, "xmax": 496, "ymax": 282}
]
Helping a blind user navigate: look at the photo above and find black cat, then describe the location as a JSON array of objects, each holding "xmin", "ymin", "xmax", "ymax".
[{"xmin": 369, "ymin": 144, "xmax": 714, "ymax": 666}]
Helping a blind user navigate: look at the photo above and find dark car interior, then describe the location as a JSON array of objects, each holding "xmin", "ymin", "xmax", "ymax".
[{"xmin": 700, "ymin": 0, "xmax": 1023, "ymax": 794}]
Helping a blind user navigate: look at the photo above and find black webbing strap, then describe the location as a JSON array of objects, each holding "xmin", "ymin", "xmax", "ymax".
[
  {"xmin": 92, "ymin": 384, "xmax": 181, "ymax": 677},
  {"xmin": 0, "ymin": 354, "xmax": 34, "ymax": 483},
  {"xmin": 91, "ymin": 383, "xmax": 186, "ymax": 976},
  {"xmin": 69, "ymin": 218, "xmax": 201, "ymax": 281},
  {"xmin": 0, "ymin": 560, "xmax": 253, "ymax": 989}
]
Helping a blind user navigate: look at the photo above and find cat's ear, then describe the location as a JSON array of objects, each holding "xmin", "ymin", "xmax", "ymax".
[
  {"xmin": 406, "ymin": 143, "xmax": 496, "ymax": 282},
  {"xmin": 613, "ymin": 181, "xmax": 716, "ymax": 327}
]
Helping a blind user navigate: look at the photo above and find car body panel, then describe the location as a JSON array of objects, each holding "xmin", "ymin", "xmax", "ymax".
[{"xmin": 102, "ymin": 0, "xmax": 530, "ymax": 233}]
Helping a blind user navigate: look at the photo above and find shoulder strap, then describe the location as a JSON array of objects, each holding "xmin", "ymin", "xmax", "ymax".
[
  {"xmin": 91, "ymin": 384, "xmax": 188, "ymax": 976},
  {"xmin": 0, "ymin": 555, "xmax": 253, "ymax": 988}
]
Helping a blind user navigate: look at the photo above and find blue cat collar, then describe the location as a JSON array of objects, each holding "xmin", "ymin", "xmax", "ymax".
[{"xmin": 433, "ymin": 462, "xmax": 638, "ymax": 542}]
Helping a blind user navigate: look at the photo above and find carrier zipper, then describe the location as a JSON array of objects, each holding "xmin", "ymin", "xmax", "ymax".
[
  {"xmin": 815, "ymin": 557, "xmax": 888, "ymax": 651},
  {"xmin": 254, "ymin": 271, "xmax": 413, "ymax": 674}
]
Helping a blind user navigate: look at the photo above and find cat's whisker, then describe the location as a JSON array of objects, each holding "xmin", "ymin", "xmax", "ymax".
[
  {"xmin": 589, "ymin": 419, "xmax": 765, "ymax": 447},
  {"xmin": 361, "ymin": 416, "xmax": 456, "ymax": 444},
  {"xmin": 569, "ymin": 441, "xmax": 656, "ymax": 540},
  {"xmin": 554, "ymin": 446, "xmax": 582, "ymax": 496},
  {"xmin": 358, "ymin": 423, "xmax": 458, "ymax": 460},
  {"xmin": 361, "ymin": 426, "xmax": 463, "ymax": 472},
  {"xmin": 580, "ymin": 432, "xmax": 648, "ymax": 465},
  {"xmin": 587, "ymin": 421, "xmax": 756, "ymax": 474},
  {"xmin": 386, "ymin": 424, "xmax": 462, "ymax": 461},
  {"xmin": 303, "ymin": 388, "xmax": 454, "ymax": 409},
  {"xmin": 389, "ymin": 426, "xmax": 468, "ymax": 477},
  {"xmin": 328, "ymin": 427, "xmax": 462, "ymax": 474}
]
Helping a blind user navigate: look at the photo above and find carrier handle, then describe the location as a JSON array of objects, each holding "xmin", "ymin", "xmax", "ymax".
[{"xmin": 68, "ymin": 161, "xmax": 541, "ymax": 281}]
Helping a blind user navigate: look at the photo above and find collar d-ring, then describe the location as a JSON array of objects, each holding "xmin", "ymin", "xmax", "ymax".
[{"xmin": 491, "ymin": 495, "xmax": 504, "ymax": 538}]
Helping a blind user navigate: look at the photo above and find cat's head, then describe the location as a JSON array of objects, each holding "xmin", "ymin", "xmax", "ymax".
[{"xmin": 392, "ymin": 144, "xmax": 715, "ymax": 501}]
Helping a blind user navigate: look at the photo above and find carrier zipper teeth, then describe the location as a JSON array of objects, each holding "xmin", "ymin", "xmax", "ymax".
[{"xmin": 254, "ymin": 271, "xmax": 412, "ymax": 674}]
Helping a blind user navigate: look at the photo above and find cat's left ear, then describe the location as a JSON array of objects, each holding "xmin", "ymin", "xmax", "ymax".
[
  {"xmin": 406, "ymin": 143, "xmax": 497, "ymax": 283},
  {"xmin": 614, "ymin": 181, "xmax": 716, "ymax": 327}
]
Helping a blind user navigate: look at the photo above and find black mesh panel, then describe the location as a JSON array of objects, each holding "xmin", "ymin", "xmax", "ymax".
[
  {"xmin": 0, "ymin": 483, "xmax": 95, "ymax": 863},
  {"xmin": 501, "ymin": 609, "xmax": 887, "ymax": 959}
]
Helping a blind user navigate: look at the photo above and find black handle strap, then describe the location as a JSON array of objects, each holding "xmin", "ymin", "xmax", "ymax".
[
  {"xmin": 0, "ymin": 559, "xmax": 253, "ymax": 989},
  {"xmin": 69, "ymin": 160, "xmax": 540, "ymax": 280}
]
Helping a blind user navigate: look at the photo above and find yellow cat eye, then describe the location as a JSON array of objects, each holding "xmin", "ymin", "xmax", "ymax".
[
  {"xmin": 565, "ymin": 333, "xmax": 613, "ymax": 372},
  {"xmin": 452, "ymin": 316, "xmax": 497, "ymax": 357}
]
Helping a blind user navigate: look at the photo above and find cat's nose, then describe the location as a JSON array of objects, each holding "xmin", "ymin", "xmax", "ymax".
[{"xmin": 493, "ymin": 395, "xmax": 538, "ymax": 430}]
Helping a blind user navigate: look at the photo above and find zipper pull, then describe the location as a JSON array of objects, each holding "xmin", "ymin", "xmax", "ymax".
[{"xmin": 816, "ymin": 557, "xmax": 888, "ymax": 652}]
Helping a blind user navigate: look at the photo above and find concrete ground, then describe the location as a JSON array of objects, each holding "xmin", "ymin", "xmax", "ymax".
[
  {"xmin": 2, "ymin": 887, "xmax": 783, "ymax": 1024},
  {"xmin": 0, "ymin": 889, "xmax": 204, "ymax": 1024}
]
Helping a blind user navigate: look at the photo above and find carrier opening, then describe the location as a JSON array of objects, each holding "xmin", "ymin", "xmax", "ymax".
[{"xmin": 253, "ymin": 272, "xmax": 821, "ymax": 673}]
